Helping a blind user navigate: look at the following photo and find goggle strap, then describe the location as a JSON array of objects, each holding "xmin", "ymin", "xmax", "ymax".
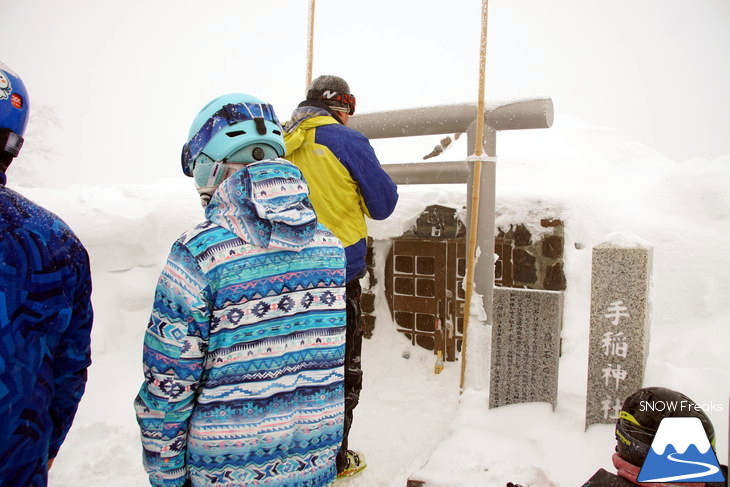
[
  {"xmin": 254, "ymin": 117, "xmax": 267, "ymax": 135},
  {"xmin": 207, "ymin": 161, "xmax": 225, "ymax": 187},
  {"xmin": 0, "ymin": 129, "xmax": 23, "ymax": 157},
  {"xmin": 181, "ymin": 145, "xmax": 192, "ymax": 176},
  {"xmin": 307, "ymin": 90, "xmax": 356, "ymax": 115},
  {"xmin": 615, "ymin": 420, "xmax": 651, "ymax": 459},
  {"xmin": 223, "ymin": 104, "xmax": 238, "ymax": 124}
]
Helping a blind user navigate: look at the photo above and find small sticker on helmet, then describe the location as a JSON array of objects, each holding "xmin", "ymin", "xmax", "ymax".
[{"xmin": 11, "ymin": 93, "xmax": 23, "ymax": 109}]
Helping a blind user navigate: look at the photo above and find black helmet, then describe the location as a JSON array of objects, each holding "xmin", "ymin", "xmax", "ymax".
[{"xmin": 615, "ymin": 387, "xmax": 716, "ymax": 467}]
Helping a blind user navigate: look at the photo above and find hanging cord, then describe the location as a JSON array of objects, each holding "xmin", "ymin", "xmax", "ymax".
[
  {"xmin": 306, "ymin": 0, "xmax": 316, "ymax": 90},
  {"xmin": 460, "ymin": 0, "xmax": 490, "ymax": 392}
]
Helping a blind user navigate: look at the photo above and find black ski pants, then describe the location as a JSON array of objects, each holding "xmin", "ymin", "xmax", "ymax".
[{"xmin": 336, "ymin": 277, "xmax": 364, "ymax": 473}]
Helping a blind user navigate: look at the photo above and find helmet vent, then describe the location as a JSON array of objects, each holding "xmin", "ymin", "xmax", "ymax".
[
  {"xmin": 273, "ymin": 130, "xmax": 281, "ymax": 135},
  {"xmin": 226, "ymin": 130, "xmax": 246, "ymax": 137}
]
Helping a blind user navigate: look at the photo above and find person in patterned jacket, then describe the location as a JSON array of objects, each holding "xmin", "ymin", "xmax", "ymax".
[
  {"xmin": 135, "ymin": 93, "xmax": 346, "ymax": 487},
  {"xmin": 0, "ymin": 62, "xmax": 94, "ymax": 486}
]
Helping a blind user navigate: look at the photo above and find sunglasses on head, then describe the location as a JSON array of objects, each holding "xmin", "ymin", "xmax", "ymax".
[{"xmin": 181, "ymin": 102, "xmax": 280, "ymax": 177}]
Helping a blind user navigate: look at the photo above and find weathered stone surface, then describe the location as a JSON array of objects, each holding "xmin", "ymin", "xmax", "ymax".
[
  {"xmin": 494, "ymin": 238, "xmax": 514, "ymax": 287},
  {"xmin": 513, "ymin": 248, "xmax": 537, "ymax": 284},
  {"xmin": 542, "ymin": 235, "xmax": 564, "ymax": 259},
  {"xmin": 541, "ymin": 218, "xmax": 562, "ymax": 228},
  {"xmin": 361, "ymin": 292, "xmax": 375, "ymax": 314},
  {"xmin": 362, "ymin": 314, "xmax": 375, "ymax": 339},
  {"xmin": 514, "ymin": 224, "xmax": 532, "ymax": 246},
  {"xmin": 585, "ymin": 241, "xmax": 652, "ymax": 429},
  {"xmin": 543, "ymin": 263, "xmax": 566, "ymax": 291},
  {"xmin": 489, "ymin": 287, "xmax": 563, "ymax": 409},
  {"xmin": 366, "ymin": 239, "xmax": 375, "ymax": 267}
]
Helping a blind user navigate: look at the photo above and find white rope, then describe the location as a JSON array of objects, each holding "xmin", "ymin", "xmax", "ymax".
[{"xmin": 306, "ymin": 0, "xmax": 316, "ymax": 90}]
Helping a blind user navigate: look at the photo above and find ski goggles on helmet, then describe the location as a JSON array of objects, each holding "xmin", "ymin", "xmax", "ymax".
[
  {"xmin": 0, "ymin": 129, "xmax": 23, "ymax": 157},
  {"xmin": 307, "ymin": 90, "xmax": 356, "ymax": 115},
  {"xmin": 181, "ymin": 102, "xmax": 281, "ymax": 177}
]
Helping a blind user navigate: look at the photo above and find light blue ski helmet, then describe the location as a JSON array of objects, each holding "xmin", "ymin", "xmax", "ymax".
[
  {"xmin": 181, "ymin": 93, "xmax": 285, "ymax": 204},
  {"xmin": 0, "ymin": 61, "xmax": 30, "ymax": 158}
]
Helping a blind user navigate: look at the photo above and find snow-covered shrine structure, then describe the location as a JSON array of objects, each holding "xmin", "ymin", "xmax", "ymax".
[{"xmin": 349, "ymin": 99, "xmax": 556, "ymax": 362}]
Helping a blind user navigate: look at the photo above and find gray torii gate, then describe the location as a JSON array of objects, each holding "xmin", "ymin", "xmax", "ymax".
[{"xmin": 349, "ymin": 98, "xmax": 554, "ymax": 385}]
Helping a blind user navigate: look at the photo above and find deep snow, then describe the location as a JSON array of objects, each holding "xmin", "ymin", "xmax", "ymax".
[{"xmin": 7, "ymin": 114, "xmax": 728, "ymax": 486}]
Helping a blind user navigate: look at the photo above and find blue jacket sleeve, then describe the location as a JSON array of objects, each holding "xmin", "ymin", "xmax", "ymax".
[
  {"xmin": 134, "ymin": 241, "xmax": 210, "ymax": 487},
  {"xmin": 49, "ymin": 242, "xmax": 94, "ymax": 459},
  {"xmin": 321, "ymin": 126, "xmax": 399, "ymax": 221}
]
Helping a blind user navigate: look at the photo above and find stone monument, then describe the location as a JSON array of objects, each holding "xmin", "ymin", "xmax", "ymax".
[
  {"xmin": 489, "ymin": 287, "xmax": 563, "ymax": 409},
  {"xmin": 585, "ymin": 238, "xmax": 653, "ymax": 429}
]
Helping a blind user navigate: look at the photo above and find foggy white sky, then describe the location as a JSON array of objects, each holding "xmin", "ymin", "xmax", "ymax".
[{"xmin": 3, "ymin": 0, "xmax": 729, "ymax": 187}]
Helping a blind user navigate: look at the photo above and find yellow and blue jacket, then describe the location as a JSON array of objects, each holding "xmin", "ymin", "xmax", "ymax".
[{"xmin": 284, "ymin": 106, "xmax": 398, "ymax": 282}]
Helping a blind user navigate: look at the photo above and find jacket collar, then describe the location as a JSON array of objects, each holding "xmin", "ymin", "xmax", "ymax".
[{"xmin": 284, "ymin": 100, "xmax": 344, "ymax": 133}]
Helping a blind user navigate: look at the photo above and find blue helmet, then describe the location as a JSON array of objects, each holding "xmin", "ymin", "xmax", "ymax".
[
  {"xmin": 0, "ymin": 61, "xmax": 29, "ymax": 158},
  {"xmin": 181, "ymin": 93, "xmax": 286, "ymax": 205}
]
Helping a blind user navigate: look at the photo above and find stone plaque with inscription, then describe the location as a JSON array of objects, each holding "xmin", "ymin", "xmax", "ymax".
[
  {"xmin": 489, "ymin": 287, "xmax": 563, "ymax": 409},
  {"xmin": 585, "ymin": 240, "xmax": 652, "ymax": 429}
]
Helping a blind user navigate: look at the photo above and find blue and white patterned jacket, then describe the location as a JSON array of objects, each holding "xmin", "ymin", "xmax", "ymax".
[
  {"xmin": 135, "ymin": 160, "xmax": 346, "ymax": 487},
  {"xmin": 0, "ymin": 172, "xmax": 93, "ymax": 486}
]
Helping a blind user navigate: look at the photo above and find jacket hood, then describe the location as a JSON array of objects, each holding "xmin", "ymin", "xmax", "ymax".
[
  {"xmin": 283, "ymin": 106, "xmax": 340, "ymax": 155},
  {"xmin": 284, "ymin": 103, "xmax": 339, "ymax": 131},
  {"xmin": 205, "ymin": 159, "xmax": 317, "ymax": 252}
]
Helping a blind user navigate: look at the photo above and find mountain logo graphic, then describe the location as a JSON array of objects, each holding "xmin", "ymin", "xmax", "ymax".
[{"xmin": 637, "ymin": 417, "xmax": 725, "ymax": 483}]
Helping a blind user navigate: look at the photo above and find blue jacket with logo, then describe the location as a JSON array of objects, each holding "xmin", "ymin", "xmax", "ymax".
[{"xmin": 0, "ymin": 172, "xmax": 93, "ymax": 486}]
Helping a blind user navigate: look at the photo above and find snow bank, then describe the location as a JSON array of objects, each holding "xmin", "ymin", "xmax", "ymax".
[{"xmin": 10, "ymin": 114, "xmax": 724, "ymax": 486}]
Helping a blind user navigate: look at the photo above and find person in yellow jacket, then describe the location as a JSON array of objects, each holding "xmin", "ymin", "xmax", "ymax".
[{"xmin": 284, "ymin": 75, "xmax": 398, "ymax": 478}]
